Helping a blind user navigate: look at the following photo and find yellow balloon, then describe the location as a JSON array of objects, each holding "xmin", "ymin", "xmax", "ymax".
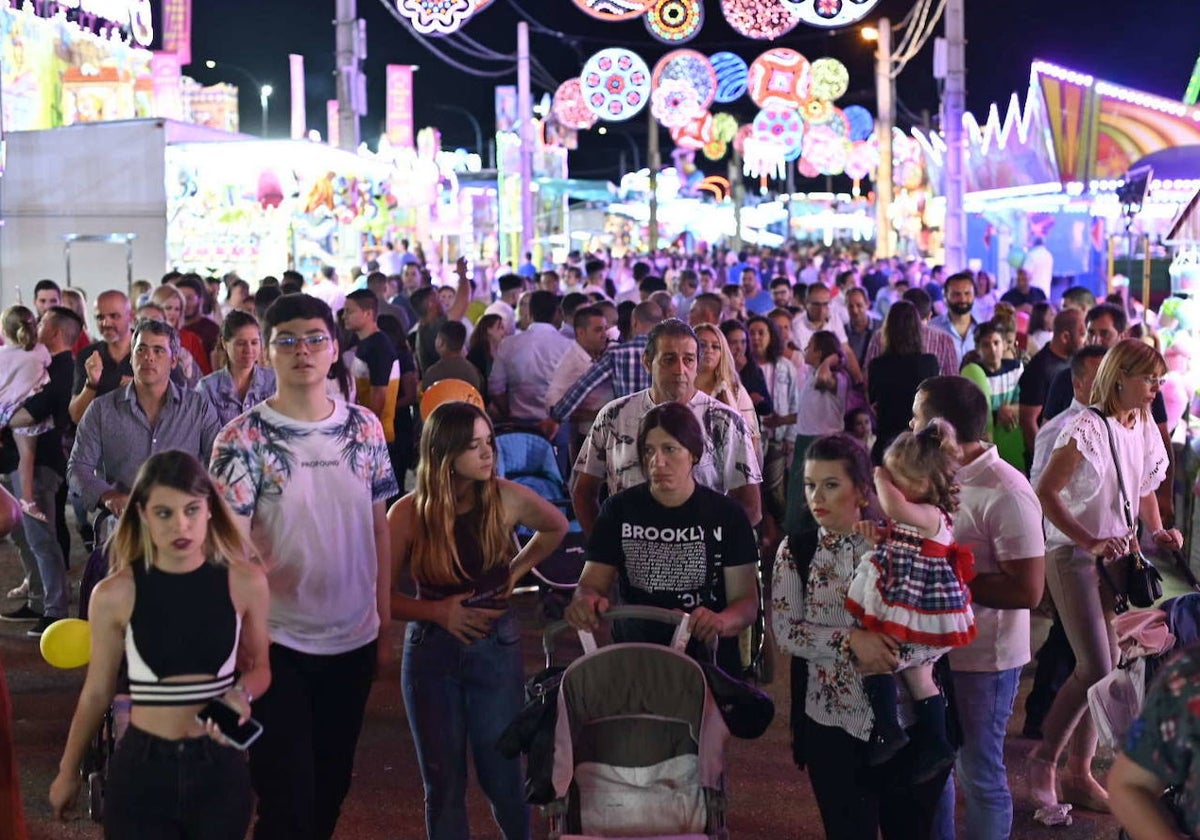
[{"xmin": 40, "ymin": 618, "xmax": 91, "ymax": 669}]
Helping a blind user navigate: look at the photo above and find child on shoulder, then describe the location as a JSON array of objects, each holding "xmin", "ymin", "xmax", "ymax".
[{"xmin": 0, "ymin": 306, "xmax": 52, "ymax": 522}]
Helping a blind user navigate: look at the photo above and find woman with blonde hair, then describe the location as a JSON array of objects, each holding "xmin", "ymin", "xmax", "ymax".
[
  {"xmin": 388, "ymin": 401, "xmax": 567, "ymax": 839},
  {"xmin": 149, "ymin": 284, "xmax": 209, "ymax": 384},
  {"xmin": 694, "ymin": 322, "xmax": 759, "ymax": 449},
  {"xmin": 1031, "ymin": 339, "xmax": 1181, "ymax": 820},
  {"xmin": 49, "ymin": 450, "xmax": 270, "ymax": 837}
]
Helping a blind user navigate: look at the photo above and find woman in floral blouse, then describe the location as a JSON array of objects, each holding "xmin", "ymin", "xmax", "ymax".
[
  {"xmin": 771, "ymin": 433, "xmax": 952, "ymax": 839},
  {"xmin": 1109, "ymin": 644, "xmax": 1200, "ymax": 837}
]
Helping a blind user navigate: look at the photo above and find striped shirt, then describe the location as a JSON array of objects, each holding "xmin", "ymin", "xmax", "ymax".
[{"xmin": 549, "ymin": 334, "xmax": 652, "ymax": 423}]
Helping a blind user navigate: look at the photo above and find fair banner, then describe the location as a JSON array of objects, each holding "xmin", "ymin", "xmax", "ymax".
[
  {"xmin": 495, "ymin": 85, "xmax": 517, "ymax": 133},
  {"xmin": 327, "ymin": 99, "xmax": 339, "ymax": 148},
  {"xmin": 385, "ymin": 64, "xmax": 415, "ymax": 148},
  {"xmin": 289, "ymin": 54, "xmax": 306, "ymax": 139},
  {"xmin": 161, "ymin": 0, "xmax": 192, "ymax": 65}
]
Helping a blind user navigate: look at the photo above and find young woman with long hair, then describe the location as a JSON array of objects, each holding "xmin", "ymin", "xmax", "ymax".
[
  {"xmin": 197, "ymin": 310, "xmax": 277, "ymax": 428},
  {"xmin": 693, "ymin": 322, "xmax": 759, "ymax": 449},
  {"xmin": 49, "ymin": 451, "xmax": 270, "ymax": 837},
  {"xmin": 388, "ymin": 401, "xmax": 567, "ymax": 839},
  {"xmin": 466, "ymin": 313, "xmax": 505, "ymax": 405}
]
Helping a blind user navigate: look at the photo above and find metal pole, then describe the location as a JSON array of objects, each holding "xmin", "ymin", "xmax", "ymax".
[
  {"xmin": 260, "ymin": 88, "xmax": 269, "ymax": 137},
  {"xmin": 647, "ymin": 107, "xmax": 660, "ymax": 252},
  {"xmin": 435, "ymin": 104, "xmax": 484, "ymax": 159},
  {"xmin": 517, "ymin": 22, "xmax": 534, "ymax": 260},
  {"xmin": 943, "ymin": 0, "xmax": 967, "ymax": 271},
  {"xmin": 335, "ymin": 0, "xmax": 359, "ymax": 150},
  {"xmin": 874, "ymin": 18, "xmax": 894, "ymax": 259}
]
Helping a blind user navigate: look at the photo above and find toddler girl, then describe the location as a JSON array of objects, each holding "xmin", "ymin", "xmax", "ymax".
[
  {"xmin": 0, "ymin": 306, "xmax": 52, "ymax": 522},
  {"xmin": 845, "ymin": 419, "xmax": 975, "ymax": 781}
]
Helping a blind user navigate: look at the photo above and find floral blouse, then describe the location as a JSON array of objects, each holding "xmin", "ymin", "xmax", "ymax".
[
  {"xmin": 1124, "ymin": 647, "xmax": 1200, "ymax": 835},
  {"xmin": 772, "ymin": 530, "xmax": 877, "ymax": 741}
]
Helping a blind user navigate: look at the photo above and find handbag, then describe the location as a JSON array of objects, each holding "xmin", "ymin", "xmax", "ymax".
[{"xmin": 1087, "ymin": 408, "xmax": 1163, "ymax": 614}]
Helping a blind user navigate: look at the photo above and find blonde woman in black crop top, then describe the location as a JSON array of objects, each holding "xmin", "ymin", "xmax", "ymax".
[
  {"xmin": 50, "ymin": 451, "xmax": 270, "ymax": 838},
  {"xmin": 388, "ymin": 401, "xmax": 568, "ymax": 839}
]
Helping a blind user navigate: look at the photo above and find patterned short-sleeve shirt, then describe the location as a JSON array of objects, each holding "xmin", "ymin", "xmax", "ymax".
[
  {"xmin": 573, "ymin": 388, "xmax": 761, "ymax": 495},
  {"xmin": 210, "ymin": 400, "xmax": 398, "ymax": 656}
]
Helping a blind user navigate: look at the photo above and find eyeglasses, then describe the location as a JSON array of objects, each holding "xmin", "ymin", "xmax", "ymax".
[
  {"xmin": 1125, "ymin": 372, "xmax": 1166, "ymax": 387},
  {"xmin": 270, "ymin": 334, "xmax": 331, "ymax": 352}
]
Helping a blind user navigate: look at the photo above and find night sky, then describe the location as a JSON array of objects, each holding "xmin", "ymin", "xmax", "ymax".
[{"xmin": 185, "ymin": 0, "xmax": 1200, "ymax": 181}]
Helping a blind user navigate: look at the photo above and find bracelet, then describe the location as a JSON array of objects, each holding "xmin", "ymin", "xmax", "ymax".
[{"xmin": 232, "ymin": 683, "xmax": 253, "ymax": 704}]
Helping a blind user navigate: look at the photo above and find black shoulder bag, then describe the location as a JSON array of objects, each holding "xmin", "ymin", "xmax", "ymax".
[
  {"xmin": 1087, "ymin": 407, "xmax": 1163, "ymax": 614},
  {"xmin": 787, "ymin": 529, "xmax": 820, "ymax": 769}
]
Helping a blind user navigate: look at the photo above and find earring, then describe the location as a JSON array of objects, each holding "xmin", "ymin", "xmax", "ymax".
[
  {"xmin": 1116, "ymin": 382, "xmax": 1123, "ymax": 392},
  {"xmin": 858, "ymin": 498, "xmax": 869, "ymax": 509}
]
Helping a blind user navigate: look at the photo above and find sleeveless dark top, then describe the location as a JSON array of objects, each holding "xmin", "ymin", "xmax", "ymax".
[
  {"xmin": 415, "ymin": 511, "xmax": 510, "ymax": 610},
  {"xmin": 125, "ymin": 561, "xmax": 239, "ymax": 706}
]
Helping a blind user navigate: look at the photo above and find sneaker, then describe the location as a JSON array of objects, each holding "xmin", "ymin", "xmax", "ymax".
[
  {"xmin": 0, "ymin": 605, "xmax": 43, "ymax": 622},
  {"xmin": 6, "ymin": 579, "xmax": 29, "ymax": 599},
  {"xmin": 26, "ymin": 616, "xmax": 57, "ymax": 637}
]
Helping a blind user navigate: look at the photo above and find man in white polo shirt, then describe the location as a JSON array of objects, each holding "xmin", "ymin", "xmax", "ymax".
[{"xmin": 914, "ymin": 376, "xmax": 1046, "ymax": 840}]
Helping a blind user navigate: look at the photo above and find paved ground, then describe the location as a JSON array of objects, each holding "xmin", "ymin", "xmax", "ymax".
[{"xmin": 1, "ymin": 530, "xmax": 1132, "ymax": 839}]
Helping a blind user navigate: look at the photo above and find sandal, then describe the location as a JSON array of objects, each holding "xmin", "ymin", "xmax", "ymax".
[
  {"xmin": 1060, "ymin": 775, "xmax": 1110, "ymax": 813},
  {"xmin": 19, "ymin": 501, "xmax": 48, "ymax": 523}
]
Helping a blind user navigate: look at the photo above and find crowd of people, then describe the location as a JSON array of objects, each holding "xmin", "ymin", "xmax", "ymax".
[{"xmin": 0, "ymin": 241, "xmax": 1196, "ymax": 839}]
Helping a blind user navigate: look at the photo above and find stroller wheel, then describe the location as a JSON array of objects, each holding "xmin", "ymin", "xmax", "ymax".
[{"xmin": 87, "ymin": 771, "xmax": 104, "ymax": 823}]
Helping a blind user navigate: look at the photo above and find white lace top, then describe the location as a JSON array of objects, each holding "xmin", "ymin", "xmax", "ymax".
[{"xmin": 1044, "ymin": 408, "xmax": 1168, "ymax": 551}]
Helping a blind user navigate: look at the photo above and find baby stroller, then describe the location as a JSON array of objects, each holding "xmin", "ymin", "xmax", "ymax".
[
  {"xmin": 494, "ymin": 425, "xmax": 587, "ymax": 621},
  {"xmin": 539, "ymin": 607, "xmax": 730, "ymax": 840}
]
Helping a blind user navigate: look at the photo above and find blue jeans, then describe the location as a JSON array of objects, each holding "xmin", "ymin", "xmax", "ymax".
[
  {"xmin": 401, "ymin": 612, "xmax": 529, "ymax": 840},
  {"xmin": 933, "ymin": 667, "xmax": 1022, "ymax": 840},
  {"xmin": 5, "ymin": 468, "xmax": 68, "ymax": 618}
]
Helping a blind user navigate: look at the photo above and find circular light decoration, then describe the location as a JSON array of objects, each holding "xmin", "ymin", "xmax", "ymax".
[
  {"xmin": 644, "ymin": 0, "xmax": 703, "ymax": 44},
  {"xmin": 572, "ymin": 0, "xmax": 654, "ymax": 22},
  {"xmin": 581, "ymin": 48, "xmax": 652, "ymax": 121},
  {"xmin": 780, "ymin": 0, "xmax": 882, "ymax": 29},
  {"xmin": 802, "ymin": 124, "xmax": 848, "ymax": 175},
  {"xmin": 721, "ymin": 0, "xmax": 800, "ymax": 40},
  {"xmin": 748, "ymin": 48, "xmax": 811, "ymax": 110},
  {"xmin": 652, "ymin": 78, "xmax": 702, "ymax": 128},
  {"xmin": 809, "ymin": 104, "xmax": 850, "ymax": 138},
  {"xmin": 653, "ymin": 50, "xmax": 718, "ymax": 111},
  {"xmin": 397, "ymin": 0, "xmax": 476, "ymax": 35},
  {"xmin": 670, "ymin": 110, "xmax": 714, "ymax": 150},
  {"xmin": 803, "ymin": 97, "xmax": 832, "ymax": 124},
  {"xmin": 797, "ymin": 157, "xmax": 820, "ymax": 178},
  {"xmin": 710, "ymin": 52, "xmax": 749, "ymax": 103},
  {"xmin": 752, "ymin": 108, "xmax": 805, "ymax": 159},
  {"xmin": 809, "ymin": 58, "xmax": 849, "ymax": 102},
  {"xmin": 845, "ymin": 140, "xmax": 880, "ymax": 181},
  {"xmin": 843, "ymin": 104, "xmax": 874, "ymax": 142},
  {"xmin": 552, "ymin": 78, "xmax": 598, "ymax": 130},
  {"xmin": 703, "ymin": 139, "xmax": 728, "ymax": 161},
  {"xmin": 712, "ymin": 112, "xmax": 739, "ymax": 142}
]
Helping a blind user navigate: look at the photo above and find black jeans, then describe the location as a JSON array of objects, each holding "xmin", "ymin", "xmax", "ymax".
[
  {"xmin": 249, "ymin": 640, "xmax": 377, "ymax": 840},
  {"xmin": 102, "ymin": 724, "xmax": 252, "ymax": 839},
  {"xmin": 804, "ymin": 717, "xmax": 951, "ymax": 840}
]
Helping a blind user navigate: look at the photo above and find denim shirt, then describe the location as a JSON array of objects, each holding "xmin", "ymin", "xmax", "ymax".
[{"xmin": 197, "ymin": 366, "xmax": 277, "ymax": 429}]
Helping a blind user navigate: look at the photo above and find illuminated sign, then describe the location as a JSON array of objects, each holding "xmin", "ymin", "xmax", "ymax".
[{"xmin": 29, "ymin": 0, "xmax": 155, "ymax": 46}]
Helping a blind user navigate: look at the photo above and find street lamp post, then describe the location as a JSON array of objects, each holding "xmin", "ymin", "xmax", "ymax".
[
  {"xmin": 204, "ymin": 59, "xmax": 273, "ymax": 137},
  {"xmin": 433, "ymin": 104, "xmax": 484, "ymax": 161},
  {"xmin": 597, "ymin": 126, "xmax": 641, "ymax": 177}
]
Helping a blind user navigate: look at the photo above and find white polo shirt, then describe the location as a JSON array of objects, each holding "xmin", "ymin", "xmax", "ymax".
[{"xmin": 948, "ymin": 444, "xmax": 1046, "ymax": 673}]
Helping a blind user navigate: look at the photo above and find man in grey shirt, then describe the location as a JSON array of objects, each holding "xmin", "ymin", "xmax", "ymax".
[{"xmin": 68, "ymin": 319, "xmax": 221, "ymax": 522}]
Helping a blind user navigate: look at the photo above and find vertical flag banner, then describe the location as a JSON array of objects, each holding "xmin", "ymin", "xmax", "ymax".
[
  {"xmin": 386, "ymin": 64, "xmax": 415, "ymax": 148},
  {"xmin": 327, "ymin": 100, "xmax": 340, "ymax": 147},
  {"xmin": 161, "ymin": 0, "xmax": 193, "ymax": 66},
  {"xmin": 289, "ymin": 54, "xmax": 306, "ymax": 139}
]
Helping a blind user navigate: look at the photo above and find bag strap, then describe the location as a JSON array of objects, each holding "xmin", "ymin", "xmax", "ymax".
[
  {"xmin": 1086, "ymin": 407, "xmax": 1133, "ymax": 612},
  {"xmin": 1086, "ymin": 406, "xmax": 1134, "ymax": 533}
]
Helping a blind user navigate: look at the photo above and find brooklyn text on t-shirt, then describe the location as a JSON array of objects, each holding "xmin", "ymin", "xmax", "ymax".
[
  {"xmin": 299, "ymin": 459, "xmax": 342, "ymax": 469},
  {"xmin": 620, "ymin": 524, "xmax": 720, "ymax": 543}
]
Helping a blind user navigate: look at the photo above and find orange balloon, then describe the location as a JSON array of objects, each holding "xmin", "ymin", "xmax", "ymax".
[{"xmin": 420, "ymin": 379, "xmax": 485, "ymax": 420}]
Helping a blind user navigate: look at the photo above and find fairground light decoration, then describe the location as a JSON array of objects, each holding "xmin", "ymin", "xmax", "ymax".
[
  {"xmin": 395, "ymin": 0, "xmax": 493, "ymax": 35},
  {"xmin": 644, "ymin": 0, "xmax": 704, "ymax": 44}
]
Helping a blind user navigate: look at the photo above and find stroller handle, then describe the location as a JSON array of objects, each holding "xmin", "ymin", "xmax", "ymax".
[{"xmin": 542, "ymin": 605, "xmax": 691, "ymax": 663}]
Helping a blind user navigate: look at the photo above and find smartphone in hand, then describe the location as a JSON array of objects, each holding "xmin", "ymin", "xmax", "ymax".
[{"xmin": 196, "ymin": 700, "xmax": 264, "ymax": 750}]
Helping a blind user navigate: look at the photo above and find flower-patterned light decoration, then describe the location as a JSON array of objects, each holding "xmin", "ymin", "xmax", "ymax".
[
  {"xmin": 710, "ymin": 52, "xmax": 749, "ymax": 103},
  {"xmin": 572, "ymin": 0, "xmax": 655, "ymax": 21},
  {"xmin": 720, "ymin": 0, "xmax": 800, "ymax": 40},
  {"xmin": 808, "ymin": 104, "xmax": 850, "ymax": 138},
  {"xmin": 844, "ymin": 140, "xmax": 880, "ymax": 181},
  {"xmin": 581, "ymin": 48, "xmax": 652, "ymax": 121},
  {"xmin": 752, "ymin": 108, "xmax": 805, "ymax": 159},
  {"xmin": 780, "ymin": 0, "xmax": 883, "ymax": 29},
  {"xmin": 703, "ymin": 139, "xmax": 728, "ymax": 161},
  {"xmin": 808, "ymin": 58, "xmax": 849, "ymax": 102},
  {"xmin": 712, "ymin": 112, "xmax": 739, "ymax": 142},
  {"xmin": 802, "ymin": 124, "xmax": 848, "ymax": 175},
  {"xmin": 748, "ymin": 48, "xmax": 811, "ymax": 110},
  {"xmin": 843, "ymin": 104, "xmax": 875, "ymax": 142},
  {"xmin": 669, "ymin": 110, "xmax": 714, "ymax": 150},
  {"xmin": 397, "ymin": 0, "xmax": 478, "ymax": 34},
  {"xmin": 552, "ymin": 78, "xmax": 599, "ymax": 130},
  {"xmin": 644, "ymin": 0, "xmax": 704, "ymax": 44},
  {"xmin": 653, "ymin": 49, "xmax": 718, "ymax": 111},
  {"xmin": 651, "ymin": 78, "xmax": 702, "ymax": 127}
]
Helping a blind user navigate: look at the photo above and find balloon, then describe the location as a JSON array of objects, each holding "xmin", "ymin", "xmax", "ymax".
[
  {"xmin": 40, "ymin": 618, "xmax": 91, "ymax": 669},
  {"xmin": 420, "ymin": 379, "xmax": 485, "ymax": 420}
]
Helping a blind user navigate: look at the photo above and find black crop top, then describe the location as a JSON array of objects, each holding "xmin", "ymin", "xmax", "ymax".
[
  {"xmin": 415, "ymin": 512, "xmax": 510, "ymax": 610},
  {"xmin": 124, "ymin": 561, "xmax": 240, "ymax": 706}
]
